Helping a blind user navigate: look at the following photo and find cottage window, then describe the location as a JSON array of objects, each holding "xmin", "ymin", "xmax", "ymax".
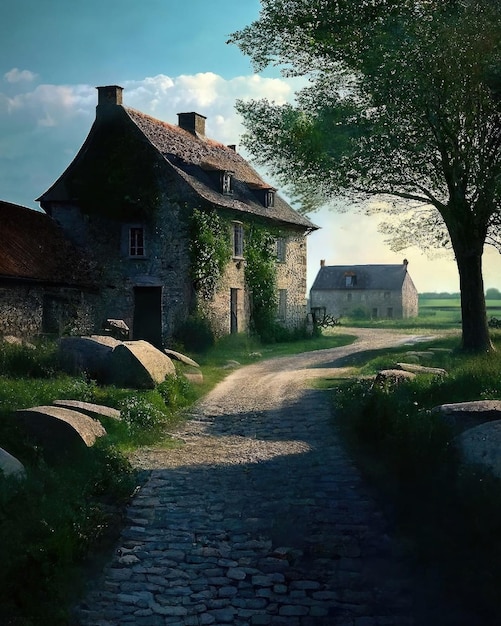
[
  {"xmin": 387, "ymin": 307, "xmax": 393, "ymax": 319},
  {"xmin": 345, "ymin": 274, "xmax": 357, "ymax": 287},
  {"xmin": 222, "ymin": 172, "xmax": 233, "ymax": 195},
  {"xmin": 276, "ymin": 237, "xmax": 286, "ymax": 263},
  {"xmin": 233, "ymin": 222, "xmax": 244, "ymax": 258},
  {"xmin": 372, "ymin": 307, "xmax": 378, "ymax": 318},
  {"xmin": 278, "ymin": 289, "xmax": 287, "ymax": 321},
  {"xmin": 384, "ymin": 291, "xmax": 391, "ymax": 300},
  {"xmin": 129, "ymin": 227, "xmax": 145, "ymax": 257},
  {"xmin": 264, "ymin": 189, "xmax": 275, "ymax": 208}
]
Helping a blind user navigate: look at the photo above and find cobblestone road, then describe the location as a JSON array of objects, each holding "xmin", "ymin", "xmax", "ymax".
[{"xmin": 75, "ymin": 329, "xmax": 463, "ymax": 626}]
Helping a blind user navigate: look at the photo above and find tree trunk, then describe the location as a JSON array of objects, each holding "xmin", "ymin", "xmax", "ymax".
[{"xmin": 455, "ymin": 251, "xmax": 493, "ymax": 352}]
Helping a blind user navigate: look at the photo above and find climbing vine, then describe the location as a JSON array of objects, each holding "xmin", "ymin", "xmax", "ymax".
[
  {"xmin": 244, "ymin": 224, "xmax": 278, "ymax": 340},
  {"xmin": 189, "ymin": 208, "xmax": 232, "ymax": 300}
]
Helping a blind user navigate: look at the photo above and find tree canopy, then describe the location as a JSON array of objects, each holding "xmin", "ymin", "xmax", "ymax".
[{"xmin": 230, "ymin": 0, "xmax": 501, "ymax": 351}]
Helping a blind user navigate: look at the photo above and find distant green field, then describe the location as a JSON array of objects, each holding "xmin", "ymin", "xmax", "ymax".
[{"xmin": 418, "ymin": 297, "xmax": 501, "ymax": 325}]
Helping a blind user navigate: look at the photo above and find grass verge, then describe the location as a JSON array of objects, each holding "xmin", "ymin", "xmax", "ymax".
[
  {"xmin": 329, "ymin": 335, "xmax": 501, "ymax": 622},
  {"xmin": 0, "ymin": 329, "xmax": 356, "ymax": 624}
]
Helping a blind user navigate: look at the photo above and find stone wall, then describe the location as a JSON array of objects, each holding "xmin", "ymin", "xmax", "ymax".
[
  {"xmin": 49, "ymin": 194, "xmax": 310, "ymax": 342},
  {"xmin": 402, "ymin": 274, "xmax": 419, "ymax": 318},
  {"xmin": 311, "ymin": 288, "xmax": 405, "ymax": 319},
  {"xmin": 0, "ymin": 285, "xmax": 43, "ymax": 337},
  {"xmin": 0, "ymin": 284, "xmax": 94, "ymax": 338},
  {"xmin": 49, "ymin": 189, "xmax": 192, "ymax": 344},
  {"xmin": 276, "ymin": 233, "xmax": 308, "ymax": 329}
]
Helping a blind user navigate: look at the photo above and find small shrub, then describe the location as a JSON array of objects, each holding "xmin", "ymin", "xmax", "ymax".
[
  {"xmin": 174, "ymin": 313, "xmax": 215, "ymax": 352},
  {"xmin": 119, "ymin": 396, "xmax": 166, "ymax": 436},
  {"xmin": 157, "ymin": 374, "xmax": 194, "ymax": 408}
]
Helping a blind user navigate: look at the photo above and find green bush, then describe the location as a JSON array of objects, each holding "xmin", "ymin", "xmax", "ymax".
[
  {"xmin": 0, "ymin": 340, "xmax": 60, "ymax": 378},
  {"xmin": 157, "ymin": 373, "xmax": 195, "ymax": 408},
  {"xmin": 0, "ymin": 442, "xmax": 134, "ymax": 625},
  {"xmin": 174, "ymin": 313, "xmax": 215, "ymax": 352},
  {"xmin": 332, "ymin": 341, "xmax": 501, "ymax": 621}
]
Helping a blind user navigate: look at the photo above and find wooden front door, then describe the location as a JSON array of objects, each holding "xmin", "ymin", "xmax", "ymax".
[{"xmin": 133, "ymin": 286, "xmax": 163, "ymax": 346}]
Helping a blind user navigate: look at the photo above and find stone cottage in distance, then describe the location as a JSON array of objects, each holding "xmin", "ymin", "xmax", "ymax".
[
  {"xmin": 310, "ymin": 259, "xmax": 418, "ymax": 320},
  {"xmin": 36, "ymin": 85, "xmax": 317, "ymax": 345}
]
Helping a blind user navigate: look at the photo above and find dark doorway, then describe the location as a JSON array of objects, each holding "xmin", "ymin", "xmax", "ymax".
[
  {"xmin": 230, "ymin": 288, "xmax": 238, "ymax": 333},
  {"xmin": 133, "ymin": 286, "xmax": 163, "ymax": 346}
]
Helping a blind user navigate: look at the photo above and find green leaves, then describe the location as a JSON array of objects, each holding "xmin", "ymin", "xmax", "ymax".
[{"xmin": 189, "ymin": 208, "xmax": 232, "ymax": 300}]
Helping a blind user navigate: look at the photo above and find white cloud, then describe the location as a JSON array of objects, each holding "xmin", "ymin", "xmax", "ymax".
[
  {"xmin": 4, "ymin": 68, "xmax": 38, "ymax": 83},
  {"xmin": 1, "ymin": 71, "xmax": 500, "ymax": 292}
]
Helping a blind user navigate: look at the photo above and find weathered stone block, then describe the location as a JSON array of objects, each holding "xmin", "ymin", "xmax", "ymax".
[
  {"xmin": 0, "ymin": 446, "xmax": 26, "ymax": 478},
  {"xmin": 108, "ymin": 341, "xmax": 175, "ymax": 388},
  {"xmin": 15, "ymin": 406, "xmax": 106, "ymax": 458},
  {"xmin": 58, "ymin": 335, "xmax": 121, "ymax": 378},
  {"xmin": 456, "ymin": 420, "xmax": 501, "ymax": 479},
  {"xmin": 53, "ymin": 400, "xmax": 121, "ymax": 420}
]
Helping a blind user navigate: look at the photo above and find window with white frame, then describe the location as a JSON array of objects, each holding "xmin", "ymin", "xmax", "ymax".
[
  {"xmin": 278, "ymin": 289, "xmax": 287, "ymax": 321},
  {"xmin": 232, "ymin": 222, "xmax": 244, "ymax": 258},
  {"xmin": 129, "ymin": 226, "xmax": 145, "ymax": 257},
  {"xmin": 276, "ymin": 237, "xmax": 286, "ymax": 263}
]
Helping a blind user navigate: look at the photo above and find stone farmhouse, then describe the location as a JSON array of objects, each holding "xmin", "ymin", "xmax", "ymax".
[
  {"xmin": 27, "ymin": 85, "xmax": 316, "ymax": 344},
  {"xmin": 310, "ymin": 260, "xmax": 418, "ymax": 320},
  {"xmin": 0, "ymin": 200, "xmax": 95, "ymax": 337}
]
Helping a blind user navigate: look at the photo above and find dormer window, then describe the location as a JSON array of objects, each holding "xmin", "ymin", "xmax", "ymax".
[
  {"xmin": 264, "ymin": 189, "xmax": 275, "ymax": 208},
  {"xmin": 345, "ymin": 272, "xmax": 357, "ymax": 287},
  {"xmin": 129, "ymin": 226, "xmax": 145, "ymax": 257},
  {"xmin": 222, "ymin": 171, "xmax": 233, "ymax": 195}
]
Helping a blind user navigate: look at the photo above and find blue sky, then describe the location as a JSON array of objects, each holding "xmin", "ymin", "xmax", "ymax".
[{"xmin": 1, "ymin": 0, "xmax": 500, "ymax": 292}]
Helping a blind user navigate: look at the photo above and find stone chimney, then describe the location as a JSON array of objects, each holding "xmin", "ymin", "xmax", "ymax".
[
  {"xmin": 96, "ymin": 85, "xmax": 123, "ymax": 107},
  {"xmin": 403, "ymin": 258, "xmax": 409, "ymax": 267},
  {"xmin": 320, "ymin": 259, "xmax": 325, "ymax": 267},
  {"xmin": 177, "ymin": 112, "xmax": 207, "ymax": 137}
]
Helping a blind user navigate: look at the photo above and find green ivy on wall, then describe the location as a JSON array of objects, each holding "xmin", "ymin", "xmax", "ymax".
[
  {"xmin": 189, "ymin": 208, "xmax": 232, "ymax": 300},
  {"xmin": 244, "ymin": 224, "xmax": 278, "ymax": 339}
]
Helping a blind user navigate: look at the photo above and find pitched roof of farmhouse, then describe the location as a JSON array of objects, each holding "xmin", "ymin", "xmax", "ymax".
[
  {"xmin": 311, "ymin": 263, "xmax": 413, "ymax": 291},
  {"xmin": 38, "ymin": 86, "xmax": 317, "ymax": 232},
  {"xmin": 0, "ymin": 200, "xmax": 93, "ymax": 286}
]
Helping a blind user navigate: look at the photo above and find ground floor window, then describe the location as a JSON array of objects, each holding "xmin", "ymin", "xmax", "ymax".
[{"xmin": 278, "ymin": 289, "xmax": 287, "ymax": 321}]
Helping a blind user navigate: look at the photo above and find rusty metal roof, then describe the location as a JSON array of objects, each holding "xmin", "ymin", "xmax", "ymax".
[{"xmin": 0, "ymin": 200, "xmax": 94, "ymax": 286}]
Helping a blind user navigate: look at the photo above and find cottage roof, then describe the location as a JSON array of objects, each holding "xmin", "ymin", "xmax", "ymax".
[
  {"xmin": 38, "ymin": 88, "xmax": 317, "ymax": 232},
  {"xmin": 311, "ymin": 264, "xmax": 412, "ymax": 291},
  {"xmin": 0, "ymin": 200, "xmax": 93, "ymax": 286}
]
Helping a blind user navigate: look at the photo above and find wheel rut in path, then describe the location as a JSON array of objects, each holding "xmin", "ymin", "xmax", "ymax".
[{"xmin": 75, "ymin": 329, "xmax": 457, "ymax": 626}]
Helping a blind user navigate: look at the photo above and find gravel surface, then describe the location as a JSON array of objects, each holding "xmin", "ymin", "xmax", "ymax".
[{"xmin": 76, "ymin": 327, "xmax": 472, "ymax": 626}]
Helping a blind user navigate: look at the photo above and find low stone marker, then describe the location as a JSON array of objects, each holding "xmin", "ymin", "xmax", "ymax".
[
  {"xmin": 108, "ymin": 341, "xmax": 175, "ymax": 388},
  {"xmin": 53, "ymin": 400, "xmax": 121, "ymax": 420},
  {"xmin": 0, "ymin": 447, "xmax": 26, "ymax": 479},
  {"xmin": 432, "ymin": 400, "xmax": 501, "ymax": 433},
  {"xmin": 102, "ymin": 319, "xmax": 130, "ymax": 340},
  {"xmin": 396, "ymin": 362, "xmax": 448, "ymax": 377},
  {"xmin": 58, "ymin": 335, "xmax": 121, "ymax": 378},
  {"xmin": 373, "ymin": 369, "xmax": 416, "ymax": 388},
  {"xmin": 182, "ymin": 367, "xmax": 204, "ymax": 385},
  {"xmin": 164, "ymin": 348, "xmax": 200, "ymax": 368},
  {"xmin": 456, "ymin": 421, "xmax": 501, "ymax": 479},
  {"xmin": 15, "ymin": 406, "xmax": 106, "ymax": 458}
]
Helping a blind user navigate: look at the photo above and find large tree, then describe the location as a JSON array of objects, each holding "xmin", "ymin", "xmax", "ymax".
[{"xmin": 230, "ymin": 0, "xmax": 501, "ymax": 352}]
